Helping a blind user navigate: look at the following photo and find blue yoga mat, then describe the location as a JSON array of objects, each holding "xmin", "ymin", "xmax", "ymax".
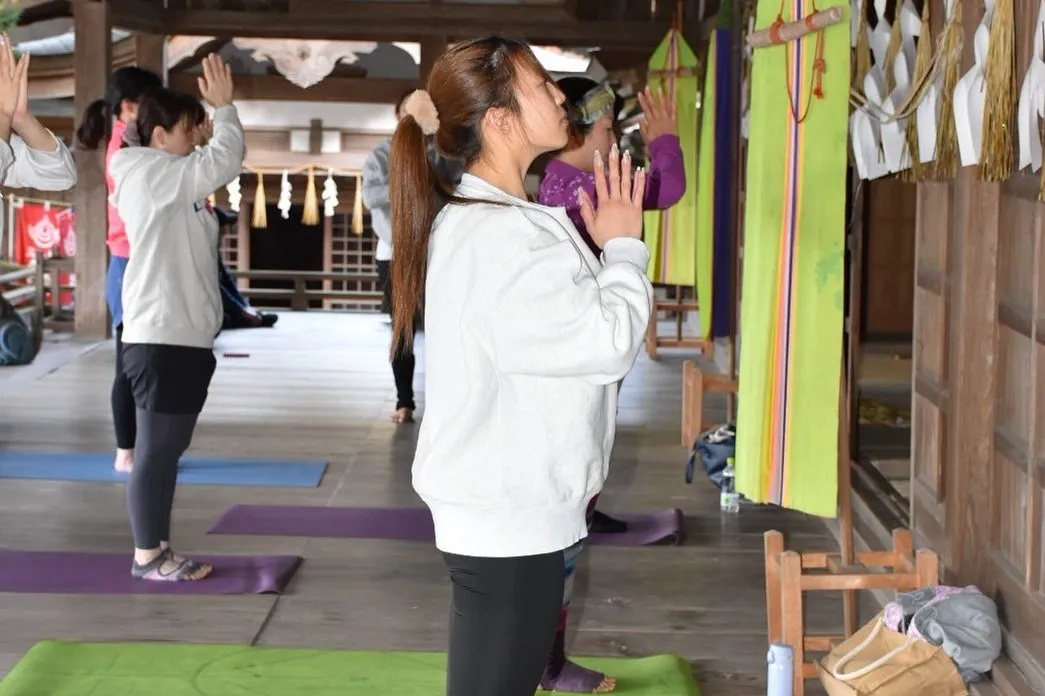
[{"xmin": 0, "ymin": 451, "xmax": 327, "ymax": 488}]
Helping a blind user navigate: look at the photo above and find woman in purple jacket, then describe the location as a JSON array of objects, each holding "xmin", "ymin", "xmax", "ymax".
[{"xmin": 536, "ymin": 77, "xmax": 685, "ymax": 693}]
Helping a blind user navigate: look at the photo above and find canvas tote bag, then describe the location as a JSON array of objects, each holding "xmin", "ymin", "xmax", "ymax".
[{"xmin": 817, "ymin": 613, "xmax": 968, "ymax": 696}]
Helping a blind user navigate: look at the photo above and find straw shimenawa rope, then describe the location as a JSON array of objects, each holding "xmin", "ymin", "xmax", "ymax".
[
  {"xmin": 352, "ymin": 174, "xmax": 364, "ymax": 235},
  {"xmin": 979, "ymin": 0, "xmax": 1016, "ymax": 181},
  {"xmin": 906, "ymin": 0, "xmax": 933, "ymax": 180},
  {"xmin": 854, "ymin": 0, "xmax": 872, "ymax": 92},
  {"xmin": 302, "ymin": 167, "xmax": 320, "ymax": 226},
  {"xmin": 883, "ymin": 4, "xmax": 905, "ymax": 96},
  {"xmin": 252, "ymin": 172, "xmax": 268, "ymax": 229},
  {"xmin": 932, "ymin": 0, "xmax": 963, "ymax": 179}
]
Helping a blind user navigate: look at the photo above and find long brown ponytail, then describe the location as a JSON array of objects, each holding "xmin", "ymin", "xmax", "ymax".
[
  {"xmin": 389, "ymin": 114, "xmax": 438, "ymax": 356},
  {"xmin": 387, "ymin": 36, "xmax": 555, "ymax": 356}
]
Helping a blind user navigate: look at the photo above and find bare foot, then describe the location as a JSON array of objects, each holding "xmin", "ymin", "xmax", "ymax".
[
  {"xmin": 114, "ymin": 448, "xmax": 134, "ymax": 473},
  {"xmin": 540, "ymin": 660, "xmax": 616, "ymax": 693},
  {"xmin": 390, "ymin": 407, "xmax": 414, "ymax": 423}
]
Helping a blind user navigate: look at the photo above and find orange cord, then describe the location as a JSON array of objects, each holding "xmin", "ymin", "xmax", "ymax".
[{"xmin": 772, "ymin": 0, "xmax": 829, "ymax": 124}]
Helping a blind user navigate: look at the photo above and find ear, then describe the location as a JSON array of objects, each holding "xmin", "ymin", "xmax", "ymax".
[
  {"xmin": 150, "ymin": 125, "xmax": 167, "ymax": 148},
  {"xmin": 483, "ymin": 106, "xmax": 514, "ymax": 136}
]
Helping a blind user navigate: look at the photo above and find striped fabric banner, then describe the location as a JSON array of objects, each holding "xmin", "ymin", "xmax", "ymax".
[
  {"xmin": 710, "ymin": 27, "xmax": 738, "ymax": 340},
  {"xmin": 734, "ymin": 0, "xmax": 849, "ymax": 517},
  {"xmin": 643, "ymin": 31, "xmax": 701, "ymax": 289}
]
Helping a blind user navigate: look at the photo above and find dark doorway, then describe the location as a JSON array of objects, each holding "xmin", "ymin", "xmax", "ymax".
[{"xmin": 249, "ymin": 204, "xmax": 325, "ymax": 309}]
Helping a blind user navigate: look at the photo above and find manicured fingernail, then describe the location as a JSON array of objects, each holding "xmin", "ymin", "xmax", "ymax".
[
  {"xmin": 576, "ymin": 188, "xmax": 584, "ymax": 204},
  {"xmin": 610, "ymin": 143, "xmax": 619, "ymax": 156},
  {"xmin": 594, "ymin": 149, "xmax": 602, "ymax": 164},
  {"xmin": 623, "ymin": 150, "xmax": 632, "ymax": 163}
]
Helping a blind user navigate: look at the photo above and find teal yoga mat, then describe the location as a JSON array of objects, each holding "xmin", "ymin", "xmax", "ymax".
[{"xmin": 0, "ymin": 450, "xmax": 327, "ymax": 487}]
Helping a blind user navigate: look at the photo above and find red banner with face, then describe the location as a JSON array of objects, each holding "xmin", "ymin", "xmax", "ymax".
[{"xmin": 14, "ymin": 202, "xmax": 76, "ymax": 306}]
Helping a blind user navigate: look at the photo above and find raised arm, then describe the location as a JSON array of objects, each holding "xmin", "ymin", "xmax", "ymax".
[
  {"xmin": 169, "ymin": 104, "xmax": 245, "ymax": 204},
  {"xmin": 170, "ymin": 54, "xmax": 244, "ymax": 203},
  {"xmin": 483, "ymin": 220, "xmax": 653, "ymax": 384},
  {"xmin": 637, "ymin": 85, "xmax": 685, "ymax": 209},
  {"xmin": 0, "ymin": 35, "xmax": 76, "ymax": 190},
  {"xmin": 484, "ymin": 146, "xmax": 653, "ymax": 384}
]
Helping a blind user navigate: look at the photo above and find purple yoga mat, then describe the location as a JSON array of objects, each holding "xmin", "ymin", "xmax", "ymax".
[
  {"xmin": 208, "ymin": 505, "xmax": 685, "ymax": 547},
  {"xmin": 0, "ymin": 550, "xmax": 302, "ymax": 595}
]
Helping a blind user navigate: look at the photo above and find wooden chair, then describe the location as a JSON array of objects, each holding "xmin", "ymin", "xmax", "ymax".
[
  {"xmin": 763, "ymin": 528, "xmax": 940, "ymax": 696},
  {"xmin": 680, "ymin": 359, "xmax": 737, "ymax": 446},
  {"xmin": 645, "ymin": 286, "xmax": 712, "ymax": 360}
]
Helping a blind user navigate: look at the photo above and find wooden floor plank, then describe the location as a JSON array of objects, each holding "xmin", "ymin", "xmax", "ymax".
[{"xmin": 0, "ymin": 312, "xmax": 843, "ymax": 695}]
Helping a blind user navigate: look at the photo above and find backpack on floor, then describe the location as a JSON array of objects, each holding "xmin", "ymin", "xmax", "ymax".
[
  {"xmin": 685, "ymin": 422, "xmax": 736, "ymax": 489},
  {"xmin": 0, "ymin": 294, "xmax": 40, "ymax": 366}
]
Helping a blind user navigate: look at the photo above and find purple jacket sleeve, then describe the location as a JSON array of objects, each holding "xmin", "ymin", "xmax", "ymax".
[{"xmin": 575, "ymin": 134, "xmax": 686, "ymax": 212}]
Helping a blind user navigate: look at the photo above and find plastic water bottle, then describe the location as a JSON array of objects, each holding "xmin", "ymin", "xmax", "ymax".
[
  {"xmin": 767, "ymin": 644, "xmax": 794, "ymax": 696},
  {"xmin": 720, "ymin": 457, "xmax": 740, "ymax": 513}
]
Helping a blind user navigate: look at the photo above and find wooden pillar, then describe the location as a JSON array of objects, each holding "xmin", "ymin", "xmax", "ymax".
[
  {"xmin": 72, "ymin": 0, "xmax": 112, "ymax": 340},
  {"xmin": 237, "ymin": 203, "xmax": 251, "ymax": 290},
  {"xmin": 321, "ymin": 214, "xmax": 333, "ymax": 307},
  {"xmin": 308, "ymin": 118, "xmax": 323, "ymax": 155},
  {"xmin": 946, "ymin": 167, "xmax": 1000, "ymax": 592},
  {"xmin": 419, "ymin": 35, "xmax": 447, "ymax": 86},
  {"xmin": 132, "ymin": 33, "xmax": 167, "ymax": 83}
]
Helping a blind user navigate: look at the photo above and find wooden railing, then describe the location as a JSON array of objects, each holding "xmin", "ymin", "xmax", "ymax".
[
  {"xmin": 229, "ymin": 269, "xmax": 382, "ymax": 311},
  {"xmin": 1, "ymin": 254, "xmax": 74, "ymax": 332},
  {"xmin": 1, "ymin": 263, "xmax": 381, "ymax": 335}
]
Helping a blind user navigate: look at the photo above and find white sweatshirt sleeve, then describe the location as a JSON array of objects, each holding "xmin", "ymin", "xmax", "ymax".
[
  {"xmin": 161, "ymin": 105, "xmax": 245, "ymax": 205},
  {"xmin": 0, "ymin": 132, "xmax": 76, "ymax": 191},
  {"xmin": 483, "ymin": 217, "xmax": 653, "ymax": 385}
]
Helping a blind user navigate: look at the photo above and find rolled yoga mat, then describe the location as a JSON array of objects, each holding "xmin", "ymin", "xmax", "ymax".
[
  {"xmin": 0, "ymin": 550, "xmax": 302, "ymax": 595},
  {"xmin": 208, "ymin": 505, "xmax": 685, "ymax": 547},
  {"xmin": 0, "ymin": 450, "xmax": 327, "ymax": 488},
  {"xmin": 0, "ymin": 641, "xmax": 701, "ymax": 695}
]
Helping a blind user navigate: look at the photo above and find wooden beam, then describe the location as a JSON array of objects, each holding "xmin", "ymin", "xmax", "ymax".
[
  {"xmin": 168, "ymin": 72, "xmax": 415, "ymax": 104},
  {"xmin": 308, "ymin": 118, "xmax": 322, "ymax": 155},
  {"xmin": 108, "ymin": 0, "xmax": 673, "ymax": 49},
  {"xmin": 72, "ymin": 0, "xmax": 111, "ymax": 340},
  {"xmin": 133, "ymin": 32, "xmax": 167, "ymax": 82},
  {"xmin": 419, "ymin": 35, "xmax": 446, "ymax": 87},
  {"xmin": 16, "ymin": 0, "xmax": 71, "ymax": 25}
]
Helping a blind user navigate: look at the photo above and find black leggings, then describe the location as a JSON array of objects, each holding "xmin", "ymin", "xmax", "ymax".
[
  {"xmin": 127, "ymin": 410, "xmax": 198, "ymax": 548},
  {"xmin": 378, "ymin": 259, "xmax": 416, "ymax": 411},
  {"xmin": 122, "ymin": 343, "xmax": 216, "ymax": 550},
  {"xmin": 111, "ymin": 326, "xmax": 137, "ymax": 450},
  {"xmin": 443, "ymin": 550, "xmax": 565, "ymax": 696}
]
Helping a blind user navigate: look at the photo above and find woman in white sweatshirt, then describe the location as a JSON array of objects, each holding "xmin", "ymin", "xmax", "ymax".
[
  {"xmin": 389, "ymin": 37, "xmax": 653, "ymax": 696},
  {"xmin": 109, "ymin": 54, "xmax": 245, "ymax": 582}
]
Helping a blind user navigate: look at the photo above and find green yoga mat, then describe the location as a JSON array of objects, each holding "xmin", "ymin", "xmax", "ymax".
[{"xmin": 0, "ymin": 641, "xmax": 701, "ymax": 695}]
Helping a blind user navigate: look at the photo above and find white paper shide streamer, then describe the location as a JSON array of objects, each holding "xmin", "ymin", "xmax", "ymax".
[
  {"xmin": 322, "ymin": 169, "xmax": 339, "ymax": 218},
  {"xmin": 1017, "ymin": 1, "xmax": 1045, "ymax": 172},
  {"xmin": 278, "ymin": 169, "xmax": 292, "ymax": 220},
  {"xmin": 953, "ymin": 0, "xmax": 993, "ymax": 167},
  {"xmin": 850, "ymin": 0, "xmax": 921, "ymax": 180},
  {"xmin": 226, "ymin": 176, "xmax": 242, "ymax": 213}
]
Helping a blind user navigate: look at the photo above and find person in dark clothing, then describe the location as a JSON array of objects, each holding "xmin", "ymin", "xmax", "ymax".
[
  {"xmin": 362, "ymin": 93, "xmax": 463, "ymax": 423},
  {"xmin": 213, "ymin": 207, "xmax": 277, "ymax": 331}
]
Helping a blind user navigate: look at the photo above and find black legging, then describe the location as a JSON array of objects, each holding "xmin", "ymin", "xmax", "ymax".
[
  {"xmin": 111, "ymin": 325, "xmax": 136, "ymax": 450},
  {"xmin": 377, "ymin": 259, "xmax": 416, "ymax": 411},
  {"xmin": 443, "ymin": 550, "xmax": 565, "ymax": 696},
  {"xmin": 122, "ymin": 343, "xmax": 215, "ymax": 550}
]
